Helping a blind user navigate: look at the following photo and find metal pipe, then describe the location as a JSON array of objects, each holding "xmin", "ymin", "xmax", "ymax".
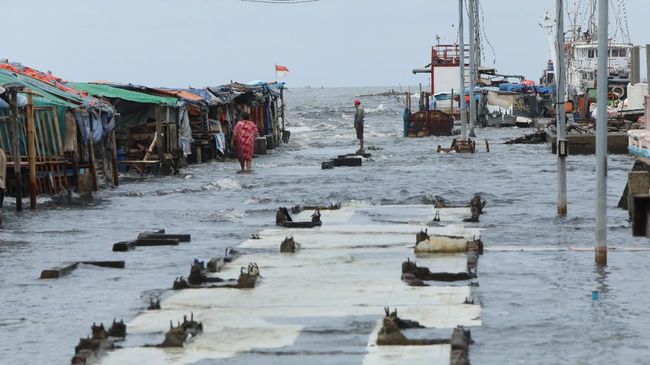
[
  {"xmin": 556, "ymin": 0, "xmax": 567, "ymax": 216},
  {"xmin": 458, "ymin": 0, "xmax": 467, "ymax": 140},
  {"xmin": 595, "ymin": 0, "xmax": 608, "ymax": 266},
  {"xmin": 646, "ymin": 44, "xmax": 650, "ymax": 93},
  {"xmin": 631, "ymin": 46, "xmax": 640, "ymax": 84},
  {"xmin": 468, "ymin": 0, "xmax": 477, "ymax": 137}
]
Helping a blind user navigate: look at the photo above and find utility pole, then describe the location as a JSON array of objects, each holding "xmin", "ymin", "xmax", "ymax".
[
  {"xmin": 556, "ymin": 0, "xmax": 567, "ymax": 216},
  {"xmin": 595, "ymin": 0, "xmax": 608, "ymax": 266},
  {"xmin": 458, "ymin": 0, "xmax": 467, "ymax": 140},
  {"xmin": 468, "ymin": 0, "xmax": 477, "ymax": 137}
]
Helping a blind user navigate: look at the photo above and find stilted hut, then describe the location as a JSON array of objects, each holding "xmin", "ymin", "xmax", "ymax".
[
  {"xmin": 207, "ymin": 81, "xmax": 286, "ymax": 155},
  {"xmin": 0, "ymin": 64, "xmax": 116, "ymax": 209},
  {"xmin": 68, "ymin": 83, "xmax": 183, "ymax": 175}
]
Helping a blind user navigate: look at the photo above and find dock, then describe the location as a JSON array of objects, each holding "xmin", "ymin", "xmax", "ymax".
[
  {"xmin": 92, "ymin": 205, "xmax": 483, "ymax": 364},
  {"xmin": 548, "ymin": 131, "xmax": 629, "ymax": 155}
]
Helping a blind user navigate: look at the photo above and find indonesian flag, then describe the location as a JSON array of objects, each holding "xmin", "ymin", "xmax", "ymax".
[{"xmin": 275, "ymin": 64, "xmax": 289, "ymax": 78}]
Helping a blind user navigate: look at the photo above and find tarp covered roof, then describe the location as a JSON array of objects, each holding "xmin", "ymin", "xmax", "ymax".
[
  {"xmin": 68, "ymin": 82, "xmax": 178, "ymax": 106},
  {"xmin": 0, "ymin": 68, "xmax": 75, "ymax": 109},
  {"xmin": 207, "ymin": 81, "xmax": 284, "ymax": 105},
  {"xmin": 0, "ymin": 63, "xmax": 113, "ymax": 111}
]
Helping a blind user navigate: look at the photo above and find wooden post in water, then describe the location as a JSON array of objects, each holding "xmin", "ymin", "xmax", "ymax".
[
  {"xmin": 280, "ymin": 87, "xmax": 285, "ymax": 131},
  {"xmin": 595, "ymin": 0, "xmax": 608, "ymax": 266},
  {"xmin": 9, "ymin": 90, "xmax": 22, "ymax": 212},
  {"xmin": 88, "ymin": 140, "xmax": 98, "ymax": 192},
  {"xmin": 26, "ymin": 92, "xmax": 37, "ymax": 209},
  {"xmin": 111, "ymin": 130, "xmax": 119, "ymax": 186},
  {"xmin": 156, "ymin": 105, "xmax": 164, "ymax": 171}
]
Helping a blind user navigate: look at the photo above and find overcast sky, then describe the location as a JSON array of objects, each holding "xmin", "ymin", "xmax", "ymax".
[{"xmin": 1, "ymin": 0, "xmax": 649, "ymax": 88}]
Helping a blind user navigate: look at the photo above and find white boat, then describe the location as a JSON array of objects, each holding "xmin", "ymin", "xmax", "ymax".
[{"xmin": 540, "ymin": 1, "xmax": 633, "ymax": 97}]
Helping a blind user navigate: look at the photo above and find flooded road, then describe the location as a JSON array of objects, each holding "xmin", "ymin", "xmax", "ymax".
[{"xmin": 1, "ymin": 87, "xmax": 648, "ymax": 364}]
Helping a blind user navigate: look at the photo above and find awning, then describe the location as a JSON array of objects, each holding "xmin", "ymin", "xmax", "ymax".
[{"xmin": 68, "ymin": 82, "xmax": 178, "ymax": 106}]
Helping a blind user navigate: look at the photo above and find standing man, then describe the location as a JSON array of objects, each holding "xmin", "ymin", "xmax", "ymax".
[{"xmin": 354, "ymin": 99, "xmax": 365, "ymax": 153}]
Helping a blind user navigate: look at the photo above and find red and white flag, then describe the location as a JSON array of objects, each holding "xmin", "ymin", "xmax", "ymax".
[{"xmin": 275, "ymin": 64, "xmax": 289, "ymax": 78}]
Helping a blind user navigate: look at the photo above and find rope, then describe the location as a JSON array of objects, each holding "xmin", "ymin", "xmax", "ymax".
[{"xmin": 478, "ymin": 0, "xmax": 496, "ymax": 65}]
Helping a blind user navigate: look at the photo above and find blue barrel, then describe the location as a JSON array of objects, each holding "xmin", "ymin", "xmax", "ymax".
[{"xmin": 117, "ymin": 147, "xmax": 126, "ymax": 172}]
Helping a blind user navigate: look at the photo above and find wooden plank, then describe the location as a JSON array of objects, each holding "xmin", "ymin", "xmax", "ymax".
[
  {"xmin": 10, "ymin": 90, "xmax": 23, "ymax": 212},
  {"xmin": 51, "ymin": 109, "xmax": 67, "ymax": 190},
  {"xmin": 26, "ymin": 94, "xmax": 37, "ymax": 209},
  {"xmin": 40, "ymin": 260, "xmax": 125, "ymax": 279},
  {"xmin": 135, "ymin": 238, "xmax": 180, "ymax": 246},
  {"xmin": 35, "ymin": 111, "xmax": 52, "ymax": 193},
  {"xmin": 40, "ymin": 262, "xmax": 79, "ymax": 279},
  {"xmin": 137, "ymin": 233, "xmax": 191, "ymax": 242},
  {"xmin": 88, "ymin": 141, "xmax": 98, "ymax": 192},
  {"xmin": 47, "ymin": 111, "xmax": 64, "ymax": 191}
]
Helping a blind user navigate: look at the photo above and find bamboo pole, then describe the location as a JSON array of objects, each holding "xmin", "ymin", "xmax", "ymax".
[
  {"xmin": 88, "ymin": 140, "xmax": 98, "ymax": 192},
  {"xmin": 111, "ymin": 130, "xmax": 119, "ymax": 186},
  {"xmin": 26, "ymin": 93, "xmax": 36, "ymax": 209},
  {"xmin": 156, "ymin": 106, "xmax": 163, "ymax": 170},
  {"xmin": 10, "ymin": 90, "xmax": 22, "ymax": 212}
]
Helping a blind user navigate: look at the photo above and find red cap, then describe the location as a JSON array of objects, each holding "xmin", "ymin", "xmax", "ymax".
[{"xmin": 354, "ymin": 99, "xmax": 361, "ymax": 106}]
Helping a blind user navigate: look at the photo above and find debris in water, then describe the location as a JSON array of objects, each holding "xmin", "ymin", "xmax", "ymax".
[
  {"xmin": 280, "ymin": 236, "xmax": 300, "ymax": 253},
  {"xmin": 505, "ymin": 129, "xmax": 547, "ymax": 144},
  {"xmin": 276, "ymin": 207, "xmax": 322, "ymax": 228}
]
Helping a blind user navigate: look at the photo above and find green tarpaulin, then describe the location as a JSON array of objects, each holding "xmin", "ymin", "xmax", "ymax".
[
  {"xmin": 0, "ymin": 69, "xmax": 75, "ymax": 109},
  {"xmin": 69, "ymin": 83, "xmax": 178, "ymax": 106}
]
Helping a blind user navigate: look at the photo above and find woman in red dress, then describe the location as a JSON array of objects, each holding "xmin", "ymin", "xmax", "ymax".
[{"xmin": 232, "ymin": 111, "xmax": 259, "ymax": 173}]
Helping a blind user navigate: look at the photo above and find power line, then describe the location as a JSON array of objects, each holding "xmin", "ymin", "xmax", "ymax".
[{"xmin": 240, "ymin": 0, "xmax": 319, "ymax": 3}]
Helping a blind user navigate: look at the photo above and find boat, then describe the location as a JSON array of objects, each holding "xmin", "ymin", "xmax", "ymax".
[{"xmin": 540, "ymin": 1, "xmax": 635, "ymax": 105}]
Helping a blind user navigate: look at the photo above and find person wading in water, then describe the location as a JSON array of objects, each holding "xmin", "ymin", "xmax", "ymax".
[
  {"xmin": 232, "ymin": 111, "xmax": 259, "ymax": 173},
  {"xmin": 354, "ymin": 99, "xmax": 365, "ymax": 153}
]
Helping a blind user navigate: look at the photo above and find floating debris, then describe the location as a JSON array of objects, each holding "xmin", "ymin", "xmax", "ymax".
[
  {"xmin": 450, "ymin": 325, "xmax": 473, "ymax": 365},
  {"xmin": 280, "ymin": 236, "xmax": 300, "ymax": 253},
  {"xmin": 40, "ymin": 261, "xmax": 125, "ymax": 279},
  {"xmin": 107, "ymin": 319, "xmax": 126, "ymax": 338},
  {"xmin": 438, "ymin": 138, "xmax": 476, "ymax": 153},
  {"xmin": 159, "ymin": 314, "xmax": 202, "ymax": 348},
  {"xmin": 464, "ymin": 193, "xmax": 487, "ymax": 222},
  {"xmin": 291, "ymin": 202, "xmax": 341, "ymax": 214},
  {"xmin": 136, "ymin": 232, "xmax": 191, "ymax": 242},
  {"xmin": 376, "ymin": 307, "xmax": 449, "ymax": 346},
  {"xmin": 71, "ymin": 323, "xmax": 116, "ymax": 365},
  {"xmin": 147, "ymin": 297, "xmax": 161, "ymax": 310},
  {"xmin": 276, "ymin": 207, "xmax": 322, "ymax": 228},
  {"xmin": 505, "ymin": 129, "xmax": 547, "ymax": 144},
  {"xmin": 401, "ymin": 258, "xmax": 472, "ymax": 284}
]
